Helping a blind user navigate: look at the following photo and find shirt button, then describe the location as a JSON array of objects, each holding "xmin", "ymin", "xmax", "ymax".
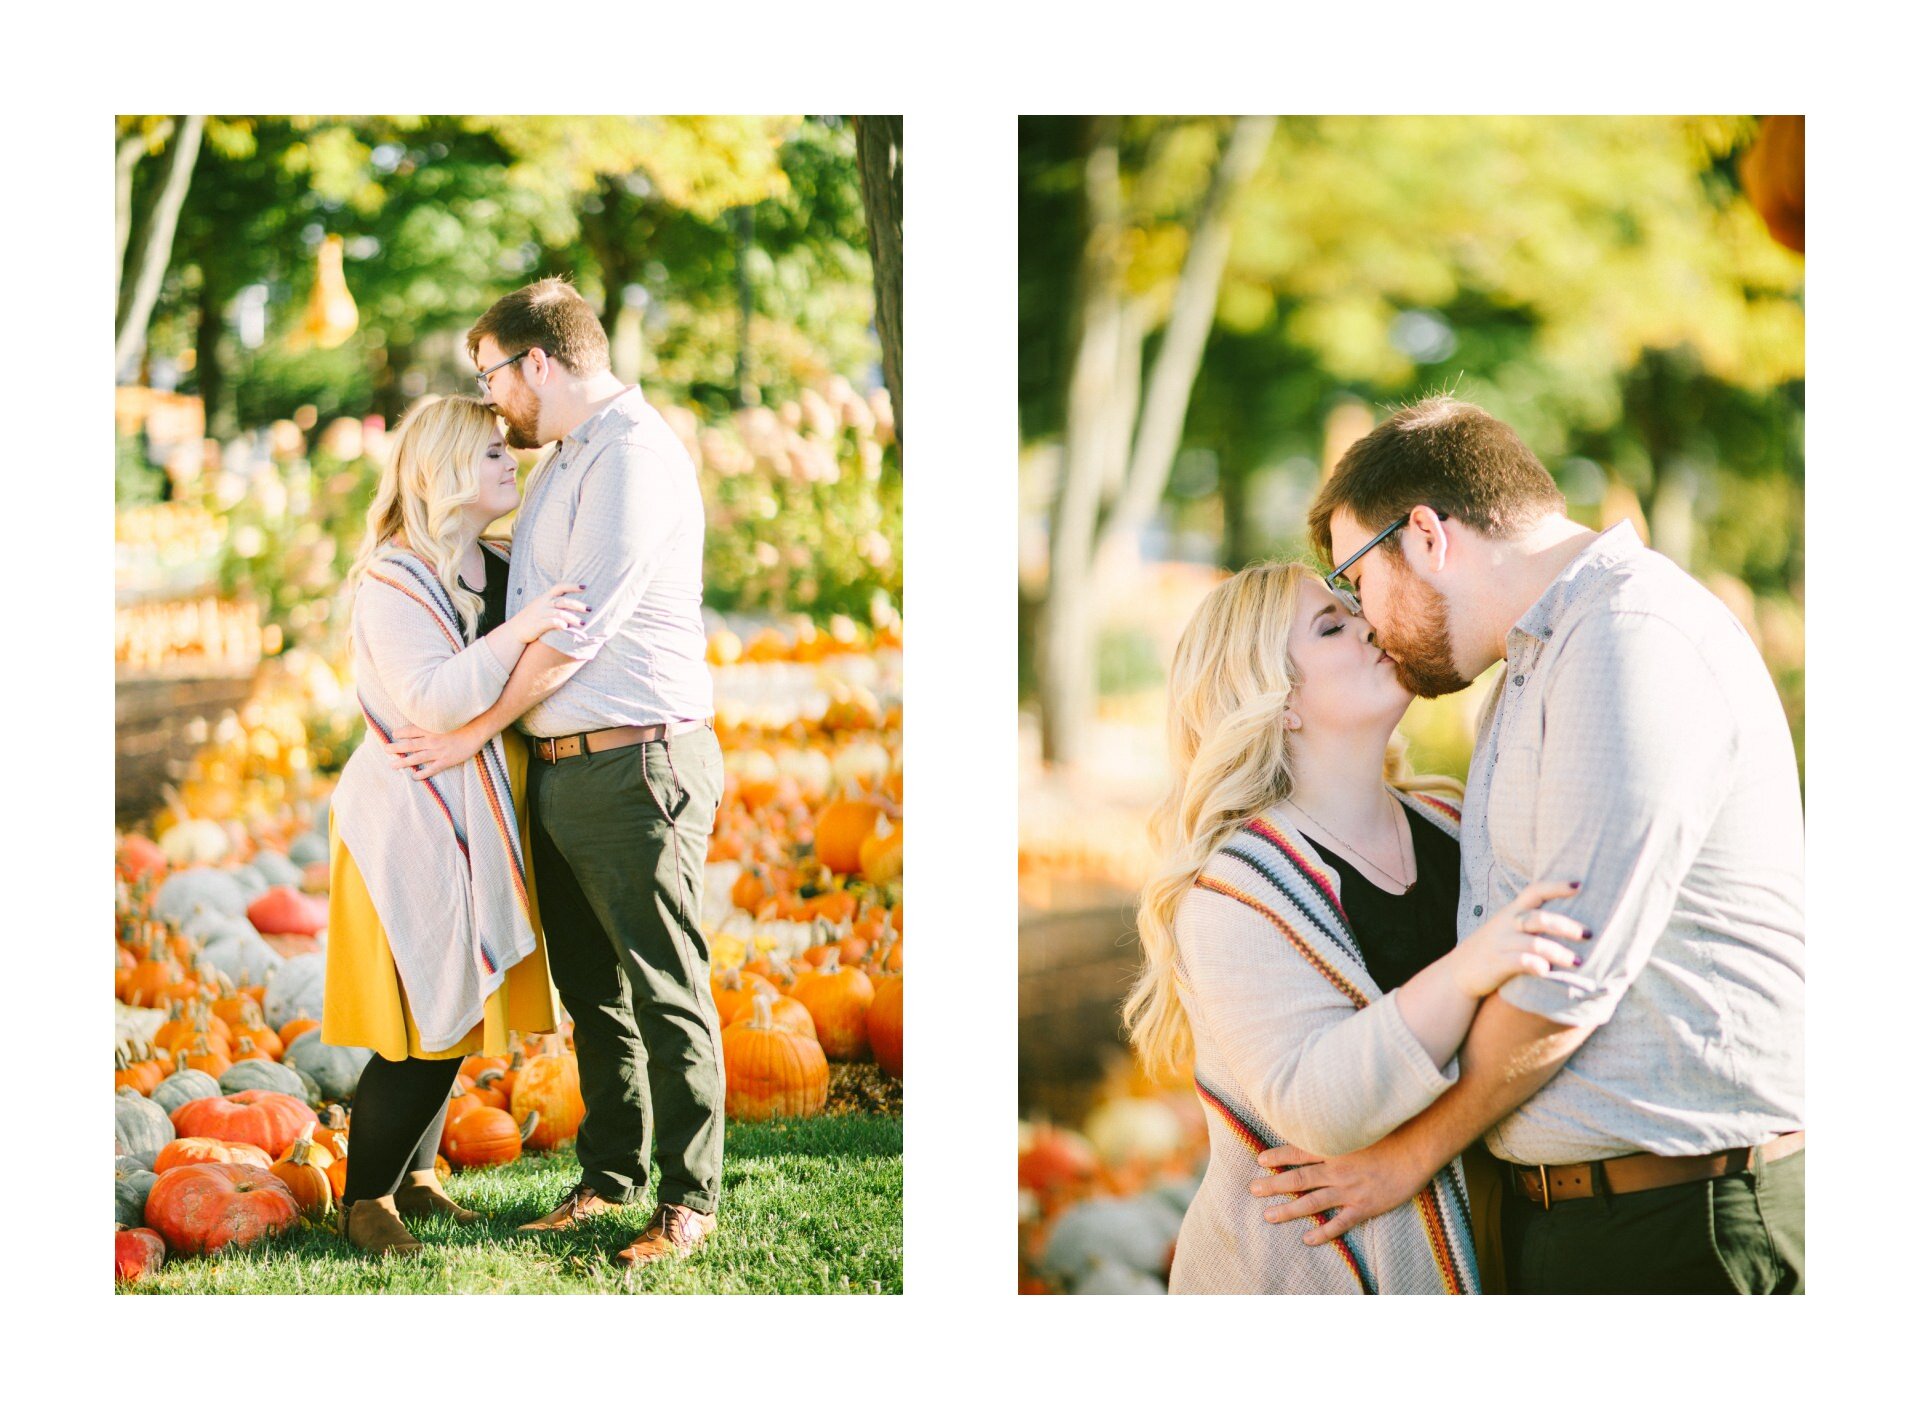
[
  {"xmin": 1473, "ymin": 905, "xmax": 1483, "ymax": 917},
  {"xmin": 1542, "ymin": 628, "xmax": 1553, "ymax": 639},
  {"xmin": 1513, "ymin": 674, "xmax": 1526, "ymax": 687}
]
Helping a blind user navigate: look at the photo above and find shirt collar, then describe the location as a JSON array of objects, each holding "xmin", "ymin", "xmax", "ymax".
[
  {"xmin": 1511, "ymin": 519, "xmax": 1645, "ymax": 645},
  {"xmin": 559, "ymin": 385, "xmax": 645, "ymax": 455}
]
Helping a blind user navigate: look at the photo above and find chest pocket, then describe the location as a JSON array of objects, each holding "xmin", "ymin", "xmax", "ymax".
[{"xmin": 1484, "ymin": 687, "xmax": 1543, "ymax": 876}]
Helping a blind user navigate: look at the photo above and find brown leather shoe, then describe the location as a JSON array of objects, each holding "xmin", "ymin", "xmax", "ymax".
[
  {"xmin": 614, "ymin": 1203, "xmax": 716, "ymax": 1266},
  {"xmin": 340, "ymin": 1196, "xmax": 425, "ymax": 1257},
  {"xmin": 394, "ymin": 1169, "xmax": 481, "ymax": 1225},
  {"xmin": 517, "ymin": 1181, "xmax": 621, "ymax": 1233}
]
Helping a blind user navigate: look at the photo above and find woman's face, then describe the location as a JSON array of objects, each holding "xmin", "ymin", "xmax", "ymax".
[
  {"xmin": 1285, "ymin": 577, "xmax": 1413, "ymax": 737},
  {"xmin": 469, "ymin": 427, "xmax": 521, "ymax": 524}
]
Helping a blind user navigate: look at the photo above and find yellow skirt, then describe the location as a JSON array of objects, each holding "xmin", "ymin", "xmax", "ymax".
[{"xmin": 322, "ymin": 731, "xmax": 558, "ymax": 1061}]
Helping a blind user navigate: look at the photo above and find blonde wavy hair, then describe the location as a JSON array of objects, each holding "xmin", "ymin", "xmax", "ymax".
[
  {"xmin": 346, "ymin": 395, "xmax": 501, "ymax": 639},
  {"xmin": 1123, "ymin": 561, "xmax": 1461, "ymax": 1078}
]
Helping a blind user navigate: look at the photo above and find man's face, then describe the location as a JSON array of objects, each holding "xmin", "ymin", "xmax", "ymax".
[
  {"xmin": 475, "ymin": 336, "xmax": 545, "ymax": 450},
  {"xmin": 1327, "ymin": 508, "xmax": 1472, "ymax": 698}
]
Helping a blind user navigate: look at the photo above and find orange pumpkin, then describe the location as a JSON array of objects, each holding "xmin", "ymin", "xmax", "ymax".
[
  {"xmin": 867, "ymin": 974, "xmax": 903, "ymax": 1079},
  {"xmin": 145, "ymin": 1163, "xmax": 300, "ymax": 1254},
  {"xmin": 814, "ymin": 799, "xmax": 885, "ymax": 875},
  {"xmin": 172, "ymin": 1091, "xmax": 314, "ymax": 1155},
  {"xmin": 712, "ymin": 968, "xmax": 778, "ymax": 1027},
  {"xmin": 310, "ymin": 1104, "xmax": 351, "ymax": 1160},
  {"xmin": 154, "ymin": 1136, "xmax": 274, "ymax": 1173},
  {"xmin": 511, "ymin": 1038, "xmax": 585, "ymax": 1150},
  {"xmin": 858, "ymin": 815, "xmax": 902, "ymax": 884},
  {"xmin": 444, "ymin": 1107, "xmax": 535, "ymax": 1168},
  {"xmin": 278, "ymin": 1016, "xmax": 321, "ymax": 1048},
  {"xmin": 268, "ymin": 1136, "xmax": 335, "ymax": 1222},
  {"xmin": 722, "ymin": 992, "xmax": 829, "ymax": 1122},
  {"xmin": 791, "ymin": 956, "xmax": 875, "ymax": 1061}
]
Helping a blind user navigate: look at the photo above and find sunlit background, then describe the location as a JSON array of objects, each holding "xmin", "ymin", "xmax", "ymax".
[
  {"xmin": 113, "ymin": 121, "xmax": 908, "ymax": 1284},
  {"xmin": 1014, "ymin": 115, "xmax": 1803, "ymax": 1293}
]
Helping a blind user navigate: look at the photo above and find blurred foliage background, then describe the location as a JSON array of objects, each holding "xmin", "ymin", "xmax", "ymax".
[
  {"xmin": 1016, "ymin": 114, "xmax": 1803, "ymax": 1131},
  {"xmin": 114, "ymin": 115, "xmax": 901, "ymax": 825}
]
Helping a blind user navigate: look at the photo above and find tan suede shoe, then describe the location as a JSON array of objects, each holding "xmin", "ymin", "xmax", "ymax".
[
  {"xmin": 340, "ymin": 1196, "xmax": 425, "ymax": 1257},
  {"xmin": 614, "ymin": 1203, "xmax": 716, "ymax": 1266},
  {"xmin": 393, "ymin": 1170, "xmax": 481, "ymax": 1225},
  {"xmin": 517, "ymin": 1181, "xmax": 622, "ymax": 1233}
]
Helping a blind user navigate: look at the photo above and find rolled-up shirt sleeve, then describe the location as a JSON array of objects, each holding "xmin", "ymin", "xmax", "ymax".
[
  {"xmin": 1498, "ymin": 613, "xmax": 1736, "ymax": 1027},
  {"xmin": 539, "ymin": 443, "xmax": 684, "ymax": 663}
]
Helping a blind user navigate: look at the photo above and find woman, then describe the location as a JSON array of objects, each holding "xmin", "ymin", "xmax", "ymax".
[
  {"xmin": 323, "ymin": 395, "xmax": 585, "ymax": 1255},
  {"xmin": 1124, "ymin": 562, "xmax": 1585, "ymax": 1294}
]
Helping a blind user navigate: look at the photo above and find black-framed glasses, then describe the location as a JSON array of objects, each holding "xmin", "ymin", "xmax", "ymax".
[
  {"xmin": 1323, "ymin": 511, "xmax": 1448, "ymax": 616},
  {"xmin": 474, "ymin": 350, "xmax": 531, "ymax": 398}
]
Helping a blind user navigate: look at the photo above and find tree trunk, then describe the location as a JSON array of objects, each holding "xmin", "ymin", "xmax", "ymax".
[
  {"xmin": 1096, "ymin": 114, "xmax": 1274, "ymax": 573},
  {"xmin": 115, "ymin": 115, "xmax": 205, "ymax": 381},
  {"xmin": 1038, "ymin": 119, "xmax": 1130, "ymax": 769},
  {"xmin": 854, "ymin": 115, "xmax": 904, "ymax": 444},
  {"xmin": 1035, "ymin": 116, "xmax": 1273, "ymax": 767},
  {"xmin": 115, "ymin": 127, "xmax": 151, "ymax": 312}
]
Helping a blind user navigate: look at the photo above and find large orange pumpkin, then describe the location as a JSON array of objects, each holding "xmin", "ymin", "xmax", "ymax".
[
  {"xmin": 858, "ymin": 816, "xmax": 903, "ymax": 884},
  {"xmin": 144, "ymin": 1163, "xmax": 302, "ymax": 1254},
  {"xmin": 723, "ymin": 993, "xmax": 829, "ymax": 1121},
  {"xmin": 867, "ymin": 975, "xmax": 903, "ymax": 1079},
  {"xmin": 814, "ymin": 799, "xmax": 885, "ymax": 875},
  {"xmin": 791, "ymin": 957, "xmax": 875, "ymax": 1061},
  {"xmin": 511, "ymin": 1038, "xmax": 584, "ymax": 1150},
  {"xmin": 172, "ymin": 1091, "xmax": 314, "ymax": 1159}
]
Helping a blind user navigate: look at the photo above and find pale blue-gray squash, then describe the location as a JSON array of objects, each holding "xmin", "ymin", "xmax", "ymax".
[
  {"xmin": 115, "ymin": 1168, "xmax": 160, "ymax": 1228},
  {"xmin": 1070, "ymin": 1259, "xmax": 1167, "ymax": 1295},
  {"xmin": 197, "ymin": 921, "xmax": 283, "ymax": 986},
  {"xmin": 219, "ymin": 1057, "xmax": 311, "ymax": 1100},
  {"xmin": 264, "ymin": 951, "xmax": 325, "ymax": 1028},
  {"xmin": 113, "ymin": 1090, "xmax": 175, "ymax": 1164},
  {"xmin": 288, "ymin": 830, "xmax": 329, "ymax": 867},
  {"xmin": 151, "ymin": 1065, "xmax": 223, "ymax": 1116},
  {"xmin": 227, "ymin": 864, "xmax": 269, "ymax": 900},
  {"xmin": 152, "ymin": 867, "xmax": 249, "ymax": 925},
  {"xmin": 284, "ymin": 1030, "xmax": 371, "ymax": 1102},
  {"xmin": 1039, "ymin": 1196, "xmax": 1182, "ymax": 1286},
  {"xmin": 251, "ymin": 850, "xmax": 304, "ymax": 889},
  {"xmin": 114, "ymin": 1155, "xmax": 148, "ymax": 1177}
]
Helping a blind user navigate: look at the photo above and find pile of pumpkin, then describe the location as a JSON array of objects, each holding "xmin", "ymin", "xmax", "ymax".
[{"xmin": 1017, "ymin": 1082, "xmax": 1210, "ymax": 1295}]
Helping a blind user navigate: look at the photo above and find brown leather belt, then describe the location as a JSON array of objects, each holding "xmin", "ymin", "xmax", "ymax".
[
  {"xmin": 531, "ymin": 718, "xmax": 711, "ymax": 764},
  {"xmin": 1507, "ymin": 1131, "xmax": 1803, "ymax": 1209}
]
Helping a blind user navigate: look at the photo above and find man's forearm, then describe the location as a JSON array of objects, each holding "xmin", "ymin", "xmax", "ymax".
[
  {"xmin": 1388, "ymin": 995, "xmax": 1591, "ymax": 1174},
  {"xmin": 460, "ymin": 642, "xmax": 585, "ymax": 742}
]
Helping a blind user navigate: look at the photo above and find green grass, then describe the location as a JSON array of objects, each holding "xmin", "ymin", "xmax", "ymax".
[{"xmin": 122, "ymin": 1114, "xmax": 902, "ymax": 1295}]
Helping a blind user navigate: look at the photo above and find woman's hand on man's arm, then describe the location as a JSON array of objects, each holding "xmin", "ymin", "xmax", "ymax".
[{"xmin": 385, "ymin": 641, "xmax": 586, "ymax": 781}]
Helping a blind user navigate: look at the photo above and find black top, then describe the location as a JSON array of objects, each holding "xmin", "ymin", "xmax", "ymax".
[
  {"xmin": 1310, "ymin": 800, "xmax": 1461, "ymax": 994},
  {"xmin": 461, "ymin": 547, "xmax": 511, "ymax": 641}
]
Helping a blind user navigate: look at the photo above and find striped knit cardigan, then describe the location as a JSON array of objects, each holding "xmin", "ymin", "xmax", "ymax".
[
  {"xmin": 329, "ymin": 543, "xmax": 538, "ymax": 1051},
  {"xmin": 1167, "ymin": 790, "xmax": 1480, "ymax": 1295}
]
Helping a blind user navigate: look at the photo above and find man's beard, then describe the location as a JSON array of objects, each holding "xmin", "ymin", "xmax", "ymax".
[
  {"xmin": 1381, "ymin": 573, "xmax": 1471, "ymax": 698},
  {"xmin": 498, "ymin": 394, "xmax": 544, "ymax": 449}
]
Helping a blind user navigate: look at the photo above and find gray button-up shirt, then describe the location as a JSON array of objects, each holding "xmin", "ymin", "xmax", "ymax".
[
  {"xmin": 1462, "ymin": 522, "xmax": 1805, "ymax": 1164},
  {"xmin": 506, "ymin": 387, "xmax": 714, "ymax": 737}
]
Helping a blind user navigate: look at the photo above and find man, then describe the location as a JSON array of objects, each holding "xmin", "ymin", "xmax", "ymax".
[
  {"xmin": 388, "ymin": 277, "xmax": 726, "ymax": 1265},
  {"xmin": 1250, "ymin": 396, "xmax": 1804, "ymax": 1294}
]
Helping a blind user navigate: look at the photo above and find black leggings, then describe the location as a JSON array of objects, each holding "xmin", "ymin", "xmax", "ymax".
[{"xmin": 343, "ymin": 1054, "xmax": 463, "ymax": 1203}]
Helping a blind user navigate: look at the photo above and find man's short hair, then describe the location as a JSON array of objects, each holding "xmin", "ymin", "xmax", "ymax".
[
  {"xmin": 1306, "ymin": 396, "xmax": 1566, "ymax": 561},
  {"xmin": 467, "ymin": 277, "xmax": 611, "ymax": 376}
]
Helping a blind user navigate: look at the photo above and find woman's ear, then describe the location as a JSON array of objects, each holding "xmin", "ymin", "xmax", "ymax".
[{"xmin": 1406, "ymin": 505, "xmax": 1452, "ymax": 572}]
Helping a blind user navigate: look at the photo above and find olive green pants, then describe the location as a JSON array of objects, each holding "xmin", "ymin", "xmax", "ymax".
[
  {"xmin": 527, "ymin": 726, "xmax": 726, "ymax": 1214},
  {"xmin": 1501, "ymin": 1147, "xmax": 1804, "ymax": 1294}
]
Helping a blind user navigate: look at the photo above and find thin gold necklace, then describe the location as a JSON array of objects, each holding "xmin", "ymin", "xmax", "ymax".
[{"xmin": 1284, "ymin": 792, "xmax": 1413, "ymax": 892}]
